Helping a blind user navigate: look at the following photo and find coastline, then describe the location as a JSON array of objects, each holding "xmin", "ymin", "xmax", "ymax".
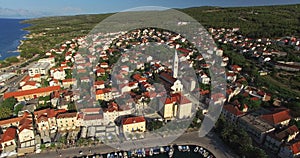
[{"xmin": 0, "ymin": 20, "xmax": 30, "ymax": 61}]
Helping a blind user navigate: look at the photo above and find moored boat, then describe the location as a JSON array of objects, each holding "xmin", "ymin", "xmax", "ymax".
[{"xmin": 194, "ymin": 146, "xmax": 199, "ymax": 152}]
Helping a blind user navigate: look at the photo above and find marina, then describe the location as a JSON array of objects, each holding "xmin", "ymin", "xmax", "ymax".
[{"xmin": 72, "ymin": 145, "xmax": 215, "ymax": 158}]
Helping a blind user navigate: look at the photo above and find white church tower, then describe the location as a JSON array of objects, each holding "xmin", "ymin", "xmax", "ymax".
[{"xmin": 172, "ymin": 50, "xmax": 179, "ymax": 78}]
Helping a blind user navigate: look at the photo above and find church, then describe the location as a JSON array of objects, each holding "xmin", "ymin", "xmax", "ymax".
[
  {"xmin": 158, "ymin": 50, "xmax": 193, "ymax": 120},
  {"xmin": 159, "ymin": 50, "xmax": 183, "ymax": 94}
]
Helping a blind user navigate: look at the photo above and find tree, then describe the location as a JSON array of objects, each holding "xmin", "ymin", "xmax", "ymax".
[
  {"xmin": 0, "ymin": 107, "xmax": 13, "ymax": 120},
  {"xmin": 14, "ymin": 104, "xmax": 24, "ymax": 116}
]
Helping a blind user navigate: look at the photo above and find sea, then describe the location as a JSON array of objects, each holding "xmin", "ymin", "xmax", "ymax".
[{"xmin": 0, "ymin": 18, "xmax": 30, "ymax": 60}]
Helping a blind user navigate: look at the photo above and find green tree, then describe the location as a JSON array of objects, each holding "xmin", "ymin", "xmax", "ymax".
[{"xmin": 14, "ymin": 104, "xmax": 24, "ymax": 116}]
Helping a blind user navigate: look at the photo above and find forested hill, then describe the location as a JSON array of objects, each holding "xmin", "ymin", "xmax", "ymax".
[{"xmin": 20, "ymin": 4, "xmax": 300, "ymax": 58}]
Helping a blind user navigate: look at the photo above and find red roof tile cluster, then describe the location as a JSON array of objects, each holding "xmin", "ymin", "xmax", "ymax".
[
  {"xmin": 261, "ymin": 109, "xmax": 291, "ymax": 125},
  {"xmin": 3, "ymin": 86, "xmax": 61, "ymax": 99},
  {"xmin": 104, "ymin": 102, "xmax": 118, "ymax": 112},
  {"xmin": 223, "ymin": 104, "xmax": 244, "ymax": 116},
  {"xmin": 80, "ymin": 108, "xmax": 101, "ymax": 113},
  {"xmin": 272, "ymin": 125, "xmax": 299, "ymax": 141},
  {"xmin": 290, "ymin": 141, "xmax": 300, "ymax": 155},
  {"xmin": 34, "ymin": 108, "xmax": 67, "ymax": 123},
  {"xmin": 160, "ymin": 72, "xmax": 176, "ymax": 84},
  {"xmin": 122, "ymin": 116, "xmax": 145, "ymax": 125},
  {"xmin": 62, "ymin": 78, "xmax": 76, "ymax": 83},
  {"xmin": 56, "ymin": 112, "xmax": 77, "ymax": 119},
  {"xmin": 0, "ymin": 127, "xmax": 17, "ymax": 143},
  {"xmin": 18, "ymin": 111, "xmax": 33, "ymax": 132},
  {"xmin": 96, "ymin": 88, "xmax": 111, "ymax": 95},
  {"xmin": 132, "ymin": 74, "xmax": 147, "ymax": 82},
  {"xmin": 163, "ymin": 93, "xmax": 191, "ymax": 105}
]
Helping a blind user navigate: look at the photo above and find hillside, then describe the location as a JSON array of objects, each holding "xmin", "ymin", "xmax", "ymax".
[{"xmin": 19, "ymin": 4, "xmax": 300, "ymax": 58}]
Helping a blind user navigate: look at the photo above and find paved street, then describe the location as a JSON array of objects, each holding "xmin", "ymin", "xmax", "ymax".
[{"xmin": 28, "ymin": 131, "xmax": 237, "ymax": 158}]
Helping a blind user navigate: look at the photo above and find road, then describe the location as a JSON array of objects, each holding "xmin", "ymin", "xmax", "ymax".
[{"xmin": 28, "ymin": 131, "xmax": 237, "ymax": 158}]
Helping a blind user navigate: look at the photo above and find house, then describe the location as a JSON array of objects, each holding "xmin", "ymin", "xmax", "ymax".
[
  {"xmin": 122, "ymin": 116, "xmax": 146, "ymax": 134},
  {"xmin": 19, "ymin": 75, "xmax": 31, "ymax": 87},
  {"xmin": 0, "ymin": 127, "xmax": 17, "ymax": 154},
  {"xmin": 132, "ymin": 74, "xmax": 147, "ymax": 83},
  {"xmin": 279, "ymin": 140, "xmax": 300, "ymax": 158},
  {"xmin": 103, "ymin": 102, "xmax": 133, "ymax": 125},
  {"xmin": 21, "ymin": 81, "xmax": 40, "ymax": 91},
  {"xmin": 80, "ymin": 108, "xmax": 104, "ymax": 127},
  {"xmin": 50, "ymin": 68, "xmax": 66, "ymax": 80},
  {"xmin": 199, "ymin": 73, "xmax": 210, "ymax": 85},
  {"xmin": 96, "ymin": 88, "xmax": 113, "ymax": 101},
  {"xmin": 264, "ymin": 125, "xmax": 299, "ymax": 153},
  {"xmin": 100, "ymin": 62, "xmax": 109, "ymax": 68},
  {"xmin": 62, "ymin": 78, "xmax": 76, "ymax": 88},
  {"xmin": 32, "ymin": 74, "xmax": 42, "ymax": 82},
  {"xmin": 94, "ymin": 80, "xmax": 105, "ymax": 89},
  {"xmin": 221, "ymin": 104, "xmax": 245, "ymax": 124},
  {"xmin": 17, "ymin": 112, "xmax": 35, "ymax": 153},
  {"xmin": 230, "ymin": 65, "xmax": 242, "ymax": 72},
  {"xmin": 0, "ymin": 117, "xmax": 21, "ymax": 133},
  {"xmin": 238, "ymin": 112, "xmax": 275, "ymax": 144},
  {"xmin": 28, "ymin": 62, "xmax": 51, "ymax": 77},
  {"xmin": 96, "ymin": 68, "xmax": 106, "ymax": 76},
  {"xmin": 3, "ymin": 86, "xmax": 61, "ymax": 101},
  {"xmin": 34, "ymin": 108, "xmax": 67, "ymax": 142},
  {"xmin": 260, "ymin": 108, "xmax": 292, "ymax": 127},
  {"xmin": 38, "ymin": 57, "xmax": 55, "ymax": 67},
  {"xmin": 56, "ymin": 112, "xmax": 78, "ymax": 131}
]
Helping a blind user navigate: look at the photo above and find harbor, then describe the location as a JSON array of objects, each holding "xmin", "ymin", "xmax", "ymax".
[{"xmin": 72, "ymin": 145, "xmax": 215, "ymax": 158}]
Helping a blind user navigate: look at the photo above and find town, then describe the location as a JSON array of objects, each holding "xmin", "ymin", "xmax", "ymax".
[{"xmin": 0, "ymin": 24, "xmax": 299, "ymax": 158}]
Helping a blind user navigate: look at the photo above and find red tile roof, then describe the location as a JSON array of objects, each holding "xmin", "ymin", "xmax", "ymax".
[
  {"xmin": 3, "ymin": 86, "xmax": 60, "ymax": 99},
  {"xmin": 261, "ymin": 109, "xmax": 291, "ymax": 125},
  {"xmin": 94, "ymin": 80, "xmax": 105, "ymax": 85},
  {"xmin": 21, "ymin": 75, "xmax": 31, "ymax": 82},
  {"xmin": 160, "ymin": 72, "xmax": 176, "ymax": 84},
  {"xmin": 223, "ymin": 104, "xmax": 244, "ymax": 116},
  {"xmin": 56, "ymin": 112, "xmax": 77, "ymax": 119},
  {"xmin": 290, "ymin": 140, "xmax": 300, "ymax": 155},
  {"xmin": 80, "ymin": 108, "xmax": 101, "ymax": 113},
  {"xmin": 0, "ymin": 117, "xmax": 20, "ymax": 127},
  {"xmin": 24, "ymin": 81, "xmax": 37, "ymax": 86},
  {"xmin": 122, "ymin": 116, "xmax": 145, "ymax": 125},
  {"xmin": 62, "ymin": 78, "xmax": 76, "ymax": 83},
  {"xmin": 0, "ymin": 127, "xmax": 17, "ymax": 143}
]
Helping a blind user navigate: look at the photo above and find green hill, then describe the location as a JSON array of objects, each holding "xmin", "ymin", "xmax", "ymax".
[{"xmin": 20, "ymin": 4, "xmax": 300, "ymax": 58}]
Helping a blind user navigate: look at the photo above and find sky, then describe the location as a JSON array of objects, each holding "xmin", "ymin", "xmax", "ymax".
[{"xmin": 0, "ymin": 0, "xmax": 300, "ymax": 18}]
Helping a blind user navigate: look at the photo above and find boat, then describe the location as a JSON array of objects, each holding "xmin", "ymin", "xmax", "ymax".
[
  {"xmin": 160, "ymin": 146, "xmax": 165, "ymax": 153},
  {"xmin": 127, "ymin": 151, "xmax": 132, "ymax": 157},
  {"xmin": 194, "ymin": 146, "xmax": 199, "ymax": 152},
  {"xmin": 181, "ymin": 145, "xmax": 190, "ymax": 152},
  {"xmin": 178, "ymin": 145, "xmax": 182, "ymax": 151},
  {"xmin": 165, "ymin": 146, "xmax": 170, "ymax": 152},
  {"xmin": 149, "ymin": 148, "xmax": 153, "ymax": 156},
  {"xmin": 119, "ymin": 152, "xmax": 123, "ymax": 158},
  {"xmin": 145, "ymin": 148, "xmax": 150, "ymax": 156},
  {"xmin": 168, "ymin": 146, "xmax": 174, "ymax": 158},
  {"xmin": 203, "ymin": 151, "xmax": 209, "ymax": 158},
  {"xmin": 114, "ymin": 152, "xmax": 118, "ymax": 158},
  {"xmin": 142, "ymin": 148, "xmax": 146, "ymax": 157},
  {"xmin": 153, "ymin": 147, "xmax": 160, "ymax": 155},
  {"xmin": 123, "ymin": 151, "xmax": 128, "ymax": 158}
]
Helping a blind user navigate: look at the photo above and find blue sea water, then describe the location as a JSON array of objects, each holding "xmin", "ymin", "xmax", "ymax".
[{"xmin": 0, "ymin": 18, "xmax": 30, "ymax": 60}]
